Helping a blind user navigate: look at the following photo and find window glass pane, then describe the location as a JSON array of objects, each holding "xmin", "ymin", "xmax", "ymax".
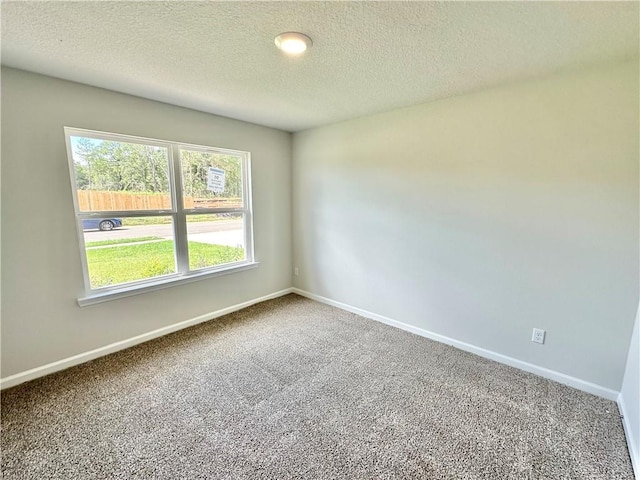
[
  {"xmin": 83, "ymin": 216, "xmax": 175, "ymax": 288},
  {"xmin": 186, "ymin": 214, "xmax": 245, "ymax": 271},
  {"xmin": 180, "ymin": 149, "xmax": 243, "ymax": 210},
  {"xmin": 70, "ymin": 136, "xmax": 171, "ymax": 212}
]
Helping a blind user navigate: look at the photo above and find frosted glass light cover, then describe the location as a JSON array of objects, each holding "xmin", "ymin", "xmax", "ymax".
[{"xmin": 275, "ymin": 32, "xmax": 312, "ymax": 55}]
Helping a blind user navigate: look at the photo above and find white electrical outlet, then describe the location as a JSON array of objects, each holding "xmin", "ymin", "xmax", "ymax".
[
  {"xmin": 294, "ymin": 267, "xmax": 299, "ymax": 276},
  {"xmin": 532, "ymin": 328, "xmax": 546, "ymax": 344}
]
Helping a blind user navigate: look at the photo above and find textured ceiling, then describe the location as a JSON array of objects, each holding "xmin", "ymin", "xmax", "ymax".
[{"xmin": 2, "ymin": 1, "xmax": 638, "ymax": 132}]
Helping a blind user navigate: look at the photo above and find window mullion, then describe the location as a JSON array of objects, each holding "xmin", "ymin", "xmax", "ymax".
[
  {"xmin": 170, "ymin": 145, "xmax": 189, "ymax": 274},
  {"xmin": 243, "ymin": 153, "xmax": 254, "ymax": 262}
]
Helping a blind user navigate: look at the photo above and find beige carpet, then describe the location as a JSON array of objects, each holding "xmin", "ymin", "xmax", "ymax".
[{"xmin": 1, "ymin": 294, "xmax": 634, "ymax": 479}]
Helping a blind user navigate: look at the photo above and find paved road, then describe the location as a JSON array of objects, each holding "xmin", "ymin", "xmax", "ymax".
[{"xmin": 84, "ymin": 220, "xmax": 244, "ymax": 247}]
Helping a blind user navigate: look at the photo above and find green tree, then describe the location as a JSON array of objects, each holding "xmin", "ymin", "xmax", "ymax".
[
  {"xmin": 71, "ymin": 137, "xmax": 241, "ymax": 199},
  {"xmin": 72, "ymin": 137, "xmax": 170, "ymax": 193},
  {"xmin": 180, "ymin": 150, "xmax": 242, "ymax": 199}
]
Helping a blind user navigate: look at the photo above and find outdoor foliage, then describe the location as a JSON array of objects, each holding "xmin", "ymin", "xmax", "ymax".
[
  {"xmin": 72, "ymin": 137, "xmax": 242, "ymax": 199},
  {"xmin": 86, "ymin": 240, "xmax": 244, "ymax": 288},
  {"xmin": 85, "ymin": 236, "xmax": 162, "ymax": 247},
  {"xmin": 73, "ymin": 137, "xmax": 169, "ymax": 193},
  {"xmin": 181, "ymin": 150, "xmax": 242, "ymax": 199}
]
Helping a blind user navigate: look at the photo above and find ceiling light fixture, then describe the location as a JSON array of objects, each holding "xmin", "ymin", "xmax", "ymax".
[{"xmin": 274, "ymin": 32, "xmax": 312, "ymax": 55}]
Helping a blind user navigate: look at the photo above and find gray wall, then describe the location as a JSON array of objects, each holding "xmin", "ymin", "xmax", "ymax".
[
  {"xmin": 1, "ymin": 68, "xmax": 292, "ymax": 378},
  {"xmin": 620, "ymin": 305, "xmax": 639, "ymax": 469},
  {"xmin": 292, "ymin": 61, "xmax": 639, "ymax": 391},
  {"xmin": 3, "ymin": 62, "xmax": 639, "ymax": 394}
]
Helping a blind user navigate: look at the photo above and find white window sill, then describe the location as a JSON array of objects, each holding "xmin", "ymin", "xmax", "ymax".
[{"xmin": 77, "ymin": 261, "xmax": 259, "ymax": 307}]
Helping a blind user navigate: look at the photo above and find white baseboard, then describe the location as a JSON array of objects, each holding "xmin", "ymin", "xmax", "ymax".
[
  {"xmin": 0, "ymin": 288, "xmax": 294, "ymax": 390},
  {"xmin": 618, "ymin": 393, "xmax": 640, "ymax": 479},
  {"xmin": 2, "ymin": 285, "xmax": 621, "ymax": 403},
  {"xmin": 292, "ymin": 288, "xmax": 620, "ymax": 401}
]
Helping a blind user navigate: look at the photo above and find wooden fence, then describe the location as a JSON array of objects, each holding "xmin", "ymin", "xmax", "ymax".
[{"xmin": 77, "ymin": 190, "xmax": 242, "ymax": 211}]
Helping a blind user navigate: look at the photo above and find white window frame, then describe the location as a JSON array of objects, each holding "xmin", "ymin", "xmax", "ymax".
[{"xmin": 64, "ymin": 127, "xmax": 256, "ymax": 306}]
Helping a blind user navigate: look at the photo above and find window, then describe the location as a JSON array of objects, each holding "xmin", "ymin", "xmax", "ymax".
[{"xmin": 64, "ymin": 128, "xmax": 255, "ymax": 304}]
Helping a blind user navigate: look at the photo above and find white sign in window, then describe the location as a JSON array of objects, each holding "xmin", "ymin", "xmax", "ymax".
[{"xmin": 207, "ymin": 167, "xmax": 226, "ymax": 193}]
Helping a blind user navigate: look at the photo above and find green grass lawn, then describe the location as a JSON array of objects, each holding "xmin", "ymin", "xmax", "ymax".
[
  {"xmin": 86, "ymin": 240, "xmax": 244, "ymax": 288},
  {"xmin": 122, "ymin": 215, "xmax": 237, "ymax": 226},
  {"xmin": 86, "ymin": 236, "xmax": 162, "ymax": 247}
]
